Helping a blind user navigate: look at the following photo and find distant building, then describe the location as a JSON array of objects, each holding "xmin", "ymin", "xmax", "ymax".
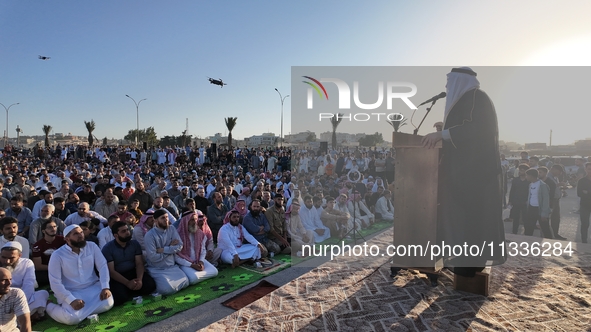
[
  {"xmin": 524, "ymin": 143, "xmax": 547, "ymax": 151},
  {"xmin": 246, "ymin": 133, "xmax": 277, "ymax": 147},
  {"xmin": 319, "ymin": 132, "xmax": 366, "ymax": 145},
  {"xmin": 284, "ymin": 131, "xmax": 315, "ymax": 143}
]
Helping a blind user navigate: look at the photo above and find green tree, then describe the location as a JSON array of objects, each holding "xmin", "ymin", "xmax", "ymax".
[
  {"xmin": 225, "ymin": 117, "xmax": 237, "ymax": 148},
  {"xmin": 102, "ymin": 137, "xmax": 108, "ymax": 146},
  {"xmin": 84, "ymin": 120, "xmax": 96, "ymax": 146},
  {"xmin": 330, "ymin": 113, "xmax": 344, "ymax": 149},
  {"xmin": 42, "ymin": 125, "xmax": 52, "ymax": 148},
  {"xmin": 159, "ymin": 135, "xmax": 176, "ymax": 147},
  {"xmin": 179, "ymin": 130, "xmax": 192, "ymax": 147},
  {"xmin": 305, "ymin": 132, "xmax": 316, "ymax": 142},
  {"xmin": 358, "ymin": 132, "xmax": 384, "ymax": 147},
  {"xmin": 124, "ymin": 127, "xmax": 159, "ymax": 147}
]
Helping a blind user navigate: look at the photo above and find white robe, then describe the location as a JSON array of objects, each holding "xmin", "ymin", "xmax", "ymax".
[
  {"xmin": 217, "ymin": 223, "xmax": 261, "ymax": 264},
  {"xmin": 299, "ymin": 206, "xmax": 331, "ymax": 243},
  {"xmin": 375, "ymin": 196, "xmax": 394, "ymax": 221},
  {"xmin": 199, "ymin": 147, "xmax": 205, "ymax": 164},
  {"xmin": 47, "ymin": 242, "xmax": 113, "ymax": 325},
  {"xmin": 286, "ymin": 215, "xmax": 315, "ymax": 251},
  {"xmin": 10, "ymin": 258, "xmax": 49, "ymax": 314},
  {"xmin": 174, "ymin": 236, "xmax": 218, "ymax": 284},
  {"xmin": 97, "ymin": 227, "xmax": 115, "ymax": 249},
  {"xmin": 336, "ymin": 203, "xmax": 362, "ymax": 231},
  {"xmin": 157, "ymin": 151, "xmax": 166, "ymax": 164},
  {"xmin": 347, "ymin": 200, "xmax": 374, "ymax": 227}
]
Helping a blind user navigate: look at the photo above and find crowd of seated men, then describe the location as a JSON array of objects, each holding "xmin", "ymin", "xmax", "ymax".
[{"xmin": 0, "ymin": 144, "xmax": 396, "ymax": 329}]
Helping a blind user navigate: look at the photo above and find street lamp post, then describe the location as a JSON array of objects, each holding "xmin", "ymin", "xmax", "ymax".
[
  {"xmin": 0, "ymin": 103, "xmax": 19, "ymax": 148},
  {"xmin": 125, "ymin": 95, "xmax": 147, "ymax": 146},
  {"xmin": 274, "ymin": 88, "xmax": 289, "ymax": 147}
]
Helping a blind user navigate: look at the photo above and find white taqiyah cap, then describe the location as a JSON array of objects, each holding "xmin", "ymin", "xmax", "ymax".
[{"xmin": 64, "ymin": 224, "xmax": 81, "ymax": 237}]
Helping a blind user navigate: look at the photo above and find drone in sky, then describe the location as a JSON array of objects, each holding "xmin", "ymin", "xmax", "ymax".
[
  {"xmin": 38, "ymin": 55, "xmax": 51, "ymax": 60},
  {"xmin": 207, "ymin": 77, "xmax": 227, "ymax": 88}
]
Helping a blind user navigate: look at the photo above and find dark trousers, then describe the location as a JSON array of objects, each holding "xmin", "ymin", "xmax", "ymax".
[
  {"xmin": 210, "ymin": 223, "xmax": 222, "ymax": 244},
  {"xmin": 580, "ymin": 206, "xmax": 591, "ymax": 243},
  {"xmin": 35, "ymin": 270, "xmax": 49, "ymax": 287},
  {"xmin": 550, "ymin": 198, "xmax": 561, "ymax": 236},
  {"xmin": 110, "ymin": 269, "xmax": 157, "ymax": 305},
  {"xmin": 524, "ymin": 206, "xmax": 554, "ymax": 239},
  {"xmin": 510, "ymin": 203, "xmax": 527, "ymax": 234}
]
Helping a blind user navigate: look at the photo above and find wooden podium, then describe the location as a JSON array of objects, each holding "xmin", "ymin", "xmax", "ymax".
[
  {"xmin": 390, "ymin": 132, "xmax": 443, "ymax": 284},
  {"xmin": 390, "ymin": 132, "xmax": 491, "ymax": 295}
]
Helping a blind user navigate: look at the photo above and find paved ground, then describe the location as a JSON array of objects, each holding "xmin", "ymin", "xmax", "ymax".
[
  {"xmin": 202, "ymin": 227, "xmax": 591, "ymax": 331},
  {"xmin": 138, "ymin": 187, "xmax": 590, "ymax": 332}
]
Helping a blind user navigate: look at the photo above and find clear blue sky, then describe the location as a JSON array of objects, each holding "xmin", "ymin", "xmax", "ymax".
[{"xmin": 1, "ymin": 1, "xmax": 591, "ymax": 145}]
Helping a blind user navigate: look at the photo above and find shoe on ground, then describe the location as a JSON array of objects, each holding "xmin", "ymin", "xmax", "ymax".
[
  {"xmin": 259, "ymin": 258, "xmax": 273, "ymax": 267},
  {"xmin": 555, "ymin": 235, "xmax": 567, "ymax": 241}
]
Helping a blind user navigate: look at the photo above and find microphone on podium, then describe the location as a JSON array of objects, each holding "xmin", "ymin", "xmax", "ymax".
[
  {"xmin": 413, "ymin": 92, "xmax": 446, "ymax": 135},
  {"xmin": 418, "ymin": 92, "xmax": 446, "ymax": 106}
]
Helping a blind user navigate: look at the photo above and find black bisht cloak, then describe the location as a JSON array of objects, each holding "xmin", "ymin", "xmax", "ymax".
[{"xmin": 437, "ymin": 88, "xmax": 507, "ymax": 275}]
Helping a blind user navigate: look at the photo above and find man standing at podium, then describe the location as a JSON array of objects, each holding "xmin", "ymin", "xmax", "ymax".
[{"xmin": 422, "ymin": 67, "xmax": 506, "ymax": 277}]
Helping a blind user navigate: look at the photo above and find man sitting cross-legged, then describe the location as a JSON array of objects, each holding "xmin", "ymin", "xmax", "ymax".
[
  {"xmin": 175, "ymin": 211, "xmax": 219, "ymax": 284},
  {"xmin": 218, "ymin": 210, "xmax": 266, "ymax": 268},
  {"xmin": 144, "ymin": 209, "xmax": 189, "ymax": 295},
  {"xmin": 46, "ymin": 224, "xmax": 113, "ymax": 325},
  {"xmin": 31, "ymin": 219, "xmax": 66, "ymax": 287},
  {"xmin": 285, "ymin": 202, "xmax": 315, "ymax": 252},
  {"xmin": 0, "ymin": 241, "xmax": 49, "ymax": 322},
  {"xmin": 102, "ymin": 221, "xmax": 156, "ymax": 305}
]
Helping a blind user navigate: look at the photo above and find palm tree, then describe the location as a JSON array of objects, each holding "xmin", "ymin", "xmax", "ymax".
[
  {"xmin": 224, "ymin": 117, "xmax": 237, "ymax": 148},
  {"xmin": 84, "ymin": 120, "xmax": 96, "ymax": 146},
  {"xmin": 42, "ymin": 125, "xmax": 52, "ymax": 147},
  {"xmin": 387, "ymin": 116, "xmax": 408, "ymax": 133},
  {"xmin": 330, "ymin": 113, "xmax": 344, "ymax": 149}
]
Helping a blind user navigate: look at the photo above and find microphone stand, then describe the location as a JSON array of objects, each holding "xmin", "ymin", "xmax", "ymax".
[
  {"xmin": 413, "ymin": 99, "xmax": 438, "ymax": 135},
  {"xmin": 340, "ymin": 190, "xmax": 366, "ymax": 244}
]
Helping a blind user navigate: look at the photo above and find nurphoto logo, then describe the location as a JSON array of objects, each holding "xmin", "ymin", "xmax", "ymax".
[
  {"xmin": 302, "ymin": 76, "xmax": 411, "ymax": 122},
  {"xmin": 303, "ymin": 76, "xmax": 417, "ymax": 110}
]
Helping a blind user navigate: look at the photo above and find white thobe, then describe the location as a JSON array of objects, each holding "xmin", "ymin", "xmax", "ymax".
[
  {"xmin": 47, "ymin": 242, "xmax": 113, "ymax": 325},
  {"xmin": 157, "ymin": 151, "xmax": 166, "ymax": 164},
  {"xmin": 298, "ymin": 206, "xmax": 331, "ymax": 242},
  {"xmin": 286, "ymin": 215, "xmax": 315, "ymax": 250},
  {"xmin": 217, "ymin": 223, "xmax": 261, "ymax": 264},
  {"xmin": 97, "ymin": 227, "xmax": 115, "ymax": 249},
  {"xmin": 175, "ymin": 236, "xmax": 218, "ymax": 284},
  {"xmin": 199, "ymin": 147, "xmax": 205, "ymax": 164},
  {"xmin": 375, "ymin": 196, "xmax": 394, "ymax": 221},
  {"xmin": 336, "ymin": 203, "xmax": 361, "ymax": 231},
  {"xmin": 347, "ymin": 200, "xmax": 374, "ymax": 227},
  {"xmin": 10, "ymin": 258, "xmax": 49, "ymax": 314},
  {"xmin": 31, "ymin": 200, "xmax": 47, "ymax": 220}
]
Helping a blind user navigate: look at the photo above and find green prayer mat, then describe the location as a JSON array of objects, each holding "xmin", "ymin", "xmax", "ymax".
[
  {"xmin": 239, "ymin": 258, "xmax": 286, "ymax": 275},
  {"xmin": 33, "ymin": 220, "xmax": 392, "ymax": 332},
  {"xmin": 32, "ymin": 261, "xmax": 290, "ymax": 332}
]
